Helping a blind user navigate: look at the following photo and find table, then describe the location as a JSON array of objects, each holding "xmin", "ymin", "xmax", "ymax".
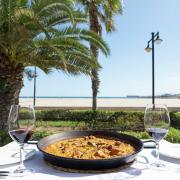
[{"xmin": 0, "ymin": 141, "xmax": 180, "ymax": 180}]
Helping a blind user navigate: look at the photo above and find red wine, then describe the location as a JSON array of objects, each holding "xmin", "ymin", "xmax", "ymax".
[
  {"xmin": 146, "ymin": 128, "xmax": 168, "ymax": 142},
  {"xmin": 9, "ymin": 129, "xmax": 33, "ymax": 144}
]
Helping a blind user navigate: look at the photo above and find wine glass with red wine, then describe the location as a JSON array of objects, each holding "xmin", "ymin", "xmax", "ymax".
[
  {"xmin": 8, "ymin": 105, "xmax": 35, "ymax": 176},
  {"xmin": 144, "ymin": 104, "xmax": 170, "ymax": 170}
]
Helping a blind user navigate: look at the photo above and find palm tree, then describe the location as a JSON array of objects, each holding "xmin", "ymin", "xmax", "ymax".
[
  {"xmin": 75, "ymin": 0, "xmax": 123, "ymax": 110},
  {"xmin": 0, "ymin": 0, "xmax": 110, "ymax": 130}
]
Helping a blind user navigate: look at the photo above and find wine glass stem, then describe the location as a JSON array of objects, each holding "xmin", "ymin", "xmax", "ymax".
[
  {"xmin": 19, "ymin": 144, "xmax": 25, "ymax": 170},
  {"xmin": 155, "ymin": 142, "xmax": 160, "ymax": 164}
]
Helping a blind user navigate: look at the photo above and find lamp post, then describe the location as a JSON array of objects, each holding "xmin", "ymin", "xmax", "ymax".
[
  {"xmin": 33, "ymin": 66, "xmax": 37, "ymax": 106},
  {"xmin": 145, "ymin": 32, "xmax": 163, "ymax": 105}
]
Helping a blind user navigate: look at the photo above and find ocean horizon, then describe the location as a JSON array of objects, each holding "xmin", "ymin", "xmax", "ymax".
[
  {"xmin": 20, "ymin": 96, "xmax": 128, "ymax": 99},
  {"xmin": 20, "ymin": 94, "xmax": 180, "ymax": 99}
]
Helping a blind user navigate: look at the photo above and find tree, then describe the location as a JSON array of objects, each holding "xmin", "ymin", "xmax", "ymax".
[
  {"xmin": 0, "ymin": 0, "xmax": 109, "ymax": 130},
  {"xmin": 75, "ymin": 0, "xmax": 122, "ymax": 110}
]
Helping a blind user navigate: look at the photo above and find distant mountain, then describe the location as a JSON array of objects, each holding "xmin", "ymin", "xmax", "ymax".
[{"xmin": 126, "ymin": 94, "xmax": 180, "ymax": 99}]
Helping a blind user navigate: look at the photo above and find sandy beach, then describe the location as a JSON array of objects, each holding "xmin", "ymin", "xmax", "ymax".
[{"xmin": 19, "ymin": 98, "xmax": 180, "ymax": 110}]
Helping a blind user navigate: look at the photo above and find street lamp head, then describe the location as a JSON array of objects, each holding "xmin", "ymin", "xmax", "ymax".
[
  {"xmin": 154, "ymin": 35, "xmax": 163, "ymax": 45},
  {"xmin": 145, "ymin": 44, "xmax": 152, "ymax": 52}
]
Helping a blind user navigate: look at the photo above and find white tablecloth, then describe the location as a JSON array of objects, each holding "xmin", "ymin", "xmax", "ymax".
[{"xmin": 0, "ymin": 141, "xmax": 180, "ymax": 180}]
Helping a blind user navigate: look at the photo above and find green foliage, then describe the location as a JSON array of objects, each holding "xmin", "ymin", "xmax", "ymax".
[
  {"xmin": 32, "ymin": 130, "xmax": 53, "ymax": 140},
  {"xmin": 44, "ymin": 121, "xmax": 79, "ymax": 127},
  {"xmin": 0, "ymin": 0, "xmax": 110, "ymax": 75},
  {"xmin": 122, "ymin": 128, "xmax": 180, "ymax": 143},
  {"xmin": 18, "ymin": 110, "xmax": 180, "ymax": 131},
  {"xmin": 76, "ymin": 0, "xmax": 123, "ymax": 32},
  {"xmin": 123, "ymin": 131, "xmax": 150, "ymax": 139},
  {"xmin": 0, "ymin": 130, "xmax": 11, "ymax": 146},
  {"xmin": 35, "ymin": 109, "xmax": 133, "ymax": 120},
  {"xmin": 30, "ymin": 110, "xmax": 180, "ymax": 130},
  {"xmin": 169, "ymin": 111, "xmax": 180, "ymax": 129},
  {"xmin": 165, "ymin": 127, "xmax": 180, "ymax": 143}
]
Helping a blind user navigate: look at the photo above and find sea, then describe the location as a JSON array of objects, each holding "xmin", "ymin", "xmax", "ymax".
[{"xmin": 20, "ymin": 96, "xmax": 140, "ymax": 99}]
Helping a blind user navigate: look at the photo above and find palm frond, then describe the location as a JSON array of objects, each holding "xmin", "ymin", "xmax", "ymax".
[
  {"xmin": 44, "ymin": 10, "xmax": 87, "ymax": 27},
  {"xmin": 24, "ymin": 68, "xmax": 36, "ymax": 80},
  {"xmin": 0, "ymin": 0, "xmax": 109, "ymax": 76},
  {"xmin": 99, "ymin": 0, "xmax": 122, "ymax": 32},
  {"xmin": 54, "ymin": 27, "xmax": 110, "ymax": 56},
  {"xmin": 37, "ymin": 2, "xmax": 75, "ymax": 25}
]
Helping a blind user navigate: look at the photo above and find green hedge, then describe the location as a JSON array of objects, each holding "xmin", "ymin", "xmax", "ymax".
[
  {"xmin": 165, "ymin": 127, "xmax": 180, "ymax": 143},
  {"xmin": 0, "ymin": 131, "xmax": 11, "ymax": 146},
  {"xmin": 169, "ymin": 111, "xmax": 180, "ymax": 129},
  {"xmin": 14, "ymin": 109, "xmax": 180, "ymax": 130},
  {"xmin": 34, "ymin": 110, "xmax": 144, "ymax": 131},
  {"xmin": 33, "ymin": 109, "xmax": 180, "ymax": 130},
  {"xmin": 35, "ymin": 110, "xmax": 143, "ymax": 122}
]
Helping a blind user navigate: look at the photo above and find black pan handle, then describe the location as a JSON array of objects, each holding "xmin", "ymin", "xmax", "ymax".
[
  {"xmin": 27, "ymin": 140, "xmax": 38, "ymax": 145},
  {"xmin": 142, "ymin": 139, "xmax": 156, "ymax": 143},
  {"xmin": 0, "ymin": 171, "xmax": 9, "ymax": 174},
  {"xmin": 142, "ymin": 139, "xmax": 156, "ymax": 149},
  {"xmin": 0, "ymin": 171, "xmax": 9, "ymax": 177}
]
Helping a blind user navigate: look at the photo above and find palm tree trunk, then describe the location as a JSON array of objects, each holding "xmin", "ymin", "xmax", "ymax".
[
  {"xmin": 89, "ymin": 2, "xmax": 100, "ymax": 111},
  {"xmin": 0, "ymin": 53, "xmax": 24, "ymax": 131},
  {"xmin": 91, "ymin": 69, "xmax": 100, "ymax": 111}
]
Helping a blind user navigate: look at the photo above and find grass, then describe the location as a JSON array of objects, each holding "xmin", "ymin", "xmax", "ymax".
[
  {"xmin": 35, "ymin": 120, "xmax": 80, "ymax": 127},
  {"xmin": 33, "ymin": 119, "xmax": 144, "ymax": 131},
  {"xmin": 123, "ymin": 127, "xmax": 180, "ymax": 143}
]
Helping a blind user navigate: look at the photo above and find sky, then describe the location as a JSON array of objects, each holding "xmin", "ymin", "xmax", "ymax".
[{"xmin": 20, "ymin": 0, "xmax": 180, "ymax": 97}]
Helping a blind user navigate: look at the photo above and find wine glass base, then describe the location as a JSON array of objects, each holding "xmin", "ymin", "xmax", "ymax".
[
  {"xmin": 146, "ymin": 161, "xmax": 169, "ymax": 171},
  {"xmin": 10, "ymin": 168, "xmax": 35, "ymax": 177}
]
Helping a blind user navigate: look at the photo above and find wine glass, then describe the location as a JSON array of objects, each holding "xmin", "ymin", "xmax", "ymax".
[
  {"xmin": 8, "ymin": 105, "xmax": 35, "ymax": 176},
  {"xmin": 144, "ymin": 104, "xmax": 170, "ymax": 170}
]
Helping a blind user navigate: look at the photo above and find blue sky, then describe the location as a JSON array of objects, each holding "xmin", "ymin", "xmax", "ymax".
[{"xmin": 20, "ymin": 0, "xmax": 180, "ymax": 97}]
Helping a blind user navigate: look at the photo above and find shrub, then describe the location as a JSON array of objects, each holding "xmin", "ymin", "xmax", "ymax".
[
  {"xmin": 0, "ymin": 130, "xmax": 11, "ymax": 146},
  {"xmin": 32, "ymin": 131, "xmax": 53, "ymax": 140},
  {"xmin": 169, "ymin": 111, "xmax": 180, "ymax": 129},
  {"xmin": 34, "ymin": 110, "xmax": 145, "ymax": 131},
  {"xmin": 14, "ymin": 109, "xmax": 177, "ymax": 130},
  {"xmin": 123, "ymin": 131, "xmax": 150, "ymax": 139},
  {"xmin": 165, "ymin": 127, "xmax": 180, "ymax": 143}
]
